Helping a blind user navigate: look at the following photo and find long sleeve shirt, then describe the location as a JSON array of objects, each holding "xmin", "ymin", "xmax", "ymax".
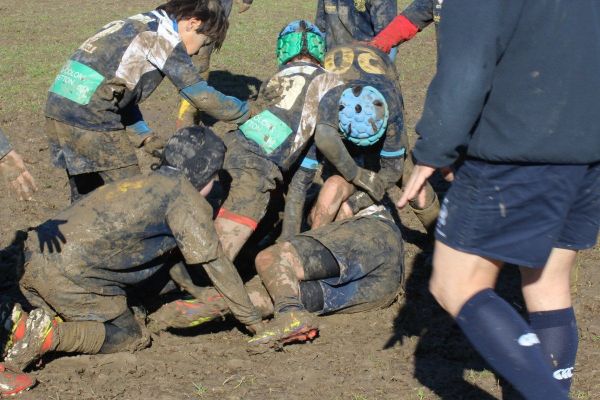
[{"xmin": 414, "ymin": 0, "xmax": 600, "ymax": 167}]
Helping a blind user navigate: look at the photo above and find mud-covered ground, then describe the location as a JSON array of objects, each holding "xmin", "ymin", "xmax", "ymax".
[{"xmin": 0, "ymin": 1, "xmax": 598, "ymax": 399}]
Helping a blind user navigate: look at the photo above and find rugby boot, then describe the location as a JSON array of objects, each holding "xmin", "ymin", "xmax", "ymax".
[
  {"xmin": 248, "ymin": 310, "xmax": 318, "ymax": 347},
  {"xmin": 0, "ymin": 304, "xmax": 26, "ymax": 360},
  {"xmin": 4, "ymin": 307, "xmax": 57, "ymax": 372},
  {"xmin": 0, "ymin": 364, "xmax": 35, "ymax": 397},
  {"xmin": 148, "ymin": 294, "xmax": 228, "ymax": 332}
]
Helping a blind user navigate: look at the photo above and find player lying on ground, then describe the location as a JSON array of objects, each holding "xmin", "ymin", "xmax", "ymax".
[
  {"xmin": 150, "ymin": 176, "xmax": 404, "ymax": 347},
  {"xmin": 283, "ymin": 43, "xmax": 438, "ymax": 240},
  {"xmin": 45, "ymin": 0, "xmax": 249, "ymax": 202},
  {"xmin": 0, "ymin": 127, "xmax": 264, "ymax": 375}
]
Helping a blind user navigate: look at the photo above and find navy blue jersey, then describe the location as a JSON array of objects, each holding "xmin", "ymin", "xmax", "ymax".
[
  {"xmin": 318, "ymin": 45, "xmax": 407, "ymax": 163},
  {"xmin": 415, "ymin": 0, "xmax": 600, "ymax": 166},
  {"xmin": 316, "ymin": 0, "xmax": 397, "ymax": 48},
  {"xmin": 401, "ymin": 0, "xmax": 442, "ymax": 31},
  {"xmin": 45, "ymin": 10, "xmax": 246, "ymax": 132}
]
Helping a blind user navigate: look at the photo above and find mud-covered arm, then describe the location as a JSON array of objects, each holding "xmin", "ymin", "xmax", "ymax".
[
  {"xmin": 315, "ymin": 0, "xmax": 326, "ymax": 33},
  {"xmin": 0, "ymin": 129, "xmax": 12, "ymax": 160},
  {"xmin": 368, "ymin": 0, "xmax": 398, "ymax": 35},
  {"xmin": 378, "ymin": 117, "xmax": 407, "ymax": 188},
  {"xmin": 370, "ymin": 0, "xmax": 429, "ymax": 52},
  {"xmin": 315, "ymin": 123, "xmax": 385, "ymax": 201},
  {"xmin": 122, "ymin": 105, "xmax": 153, "ymax": 146},
  {"xmin": 166, "ymin": 181, "xmax": 261, "ymax": 326},
  {"xmin": 401, "ymin": 0, "xmax": 435, "ymax": 31},
  {"xmin": 280, "ymin": 151, "xmax": 319, "ymax": 241},
  {"xmin": 160, "ymin": 43, "xmax": 249, "ymax": 124}
]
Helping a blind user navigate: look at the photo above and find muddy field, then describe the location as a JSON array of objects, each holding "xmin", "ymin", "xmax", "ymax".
[{"xmin": 0, "ymin": 1, "xmax": 598, "ymax": 399}]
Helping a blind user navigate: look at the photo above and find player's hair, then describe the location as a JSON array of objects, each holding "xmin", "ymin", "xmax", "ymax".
[{"xmin": 157, "ymin": 0, "xmax": 228, "ymax": 49}]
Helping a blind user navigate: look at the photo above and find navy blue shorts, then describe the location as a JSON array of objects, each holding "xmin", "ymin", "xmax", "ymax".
[{"xmin": 435, "ymin": 160, "xmax": 600, "ymax": 268}]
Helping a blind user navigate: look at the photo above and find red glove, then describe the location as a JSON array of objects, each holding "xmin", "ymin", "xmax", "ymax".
[{"xmin": 369, "ymin": 15, "xmax": 419, "ymax": 53}]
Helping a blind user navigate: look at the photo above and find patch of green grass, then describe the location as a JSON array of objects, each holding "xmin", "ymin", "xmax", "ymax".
[
  {"xmin": 192, "ymin": 382, "xmax": 208, "ymax": 398},
  {"xmin": 572, "ymin": 390, "xmax": 591, "ymax": 400}
]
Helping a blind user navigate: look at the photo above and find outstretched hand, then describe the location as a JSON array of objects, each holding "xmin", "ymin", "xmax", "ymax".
[
  {"xmin": 0, "ymin": 150, "xmax": 38, "ymax": 201},
  {"xmin": 396, "ymin": 164, "xmax": 436, "ymax": 209}
]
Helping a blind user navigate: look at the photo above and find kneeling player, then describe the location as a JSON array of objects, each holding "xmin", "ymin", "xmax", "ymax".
[{"xmin": 1, "ymin": 127, "xmax": 262, "ymax": 374}]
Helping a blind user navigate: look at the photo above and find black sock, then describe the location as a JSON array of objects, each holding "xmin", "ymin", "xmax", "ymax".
[
  {"xmin": 456, "ymin": 289, "xmax": 568, "ymax": 400},
  {"xmin": 529, "ymin": 307, "xmax": 578, "ymax": 391}
]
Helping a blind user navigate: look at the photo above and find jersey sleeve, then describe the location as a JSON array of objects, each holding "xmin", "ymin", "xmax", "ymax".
[
  {"xmin": 316, "ymin": 87, "xmax": 342, "ymax": 129},
  {"xmin": 381, "ymin": 116, "xmax": 407, "ymax": 159},
  {"xmin": 368, "ymin": 0, "xmax": 398, "ymax": 35},
  {"xmin": 400, "ymin": 0, "xmax": 435, "ymax": 31},
  {"xmin": 159, "ymin": 42, "xmax": 248, "ymax": 123},
  {"xmin": 0, "ymin": 129, "xmax": 12, "ymax": 160},
  {"xmin": 122, "ymin": 104, "xmax": 153, "ymax": 146},
  {"xmin": 165, "ymin": 178, "xmax": 220, "ymax": 265}
]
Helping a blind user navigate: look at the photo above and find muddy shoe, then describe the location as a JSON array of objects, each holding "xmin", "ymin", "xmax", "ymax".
[
  {"xmin": 248, "ymin": 310, "xmax": 318, "ymax": 348},
  {"xmin": 1, "ymin": 304, "xmax": 27, "ymax": 360},
  {"xmin": 4, "ymin": 308, "xmax": 56, "ymax": 372},
  {"xmin": 148, "ymin": 296, "xmax": 227, "ymax": 332},
  {"xmin": 0, "ymin": 364, "xmax": 35, "ymax": 397}
]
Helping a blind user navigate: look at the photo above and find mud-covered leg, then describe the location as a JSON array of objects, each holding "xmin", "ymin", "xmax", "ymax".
[
  {"xmin": 148, "ymin": 276, "xmax": 275, "ymax": 332},
  {"xmin": 309, "ymin": 175, "xmax": 355, "ymax": 229},
  {"xmin": 148, "ymin": 287, "xmax": 228, "ymax": 332},
  {"xmin": 99, "ymin": 310, "xmax": 148, "ymax": 354},
  {"xmin": 248, "ymin": 244, "xmax": 317, "ymax": 347},
  {"xmin": 214, "ymin": 215, "xmax": 256, "ymax": 261}
]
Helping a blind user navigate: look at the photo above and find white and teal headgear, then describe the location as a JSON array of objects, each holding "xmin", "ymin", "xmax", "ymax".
[{"xmin": 338, "ymin": 85, "xmax": 389, "ymax": 146}]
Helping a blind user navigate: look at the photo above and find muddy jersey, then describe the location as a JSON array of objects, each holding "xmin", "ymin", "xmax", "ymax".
[
  {"xmin": 318, "ymin": 46, "xmax": 407, "ymax": 165},
  {"xmin": 316, "ymin": 0, "xmax": 397, "ymax": 48},
  {"xmin": 25, "ymin": 172, "xmax": 218, "ymax": 295},
  {"xmin": 316, "ymin": 79, "xmax": 406, "ymax": 166},
  {"xmin": 234, "ymin": 62, "xmax": 343, "ymax": 171},
  {"xmin": 401, "ymin": 0, "xmax": 442, "ymax": 32},
  {"xmin": 0, "ymin": 129, "xmax": 11, "ymax": 159},
  {"xmin": 45, "ymin": 9, "xmax": 246, "ymax": 132}
]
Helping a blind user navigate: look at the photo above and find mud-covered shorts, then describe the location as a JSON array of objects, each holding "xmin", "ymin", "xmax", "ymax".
[
  {"xmin": 19, "ymin": 250, "xmax": 128, "ymax": 323},
  {"xmin": 290, "ymin": 213, "xmax": 404, "ymax": 314},
  {"xmin": 436, "ymin": 159, "xmax": 600, "ymax": 268},
  {"xmin": 220, "ymin": 134, "xmax": 283, "ymax": 226},
  {"xmin": 46, "ymin": 117, "xmax": 139, "ymax": 176}
]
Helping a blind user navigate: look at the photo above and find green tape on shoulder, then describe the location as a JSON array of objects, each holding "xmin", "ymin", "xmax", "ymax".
[
  {"xmin": 49, "ymin": 60, "xmax": 104, "ymax": 105},
  {"xmin": 239, "ymin": 110, "xmax": 293, "ymax": 154}
]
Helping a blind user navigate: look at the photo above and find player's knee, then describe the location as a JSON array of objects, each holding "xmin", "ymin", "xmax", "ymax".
[{"xmin": 255, "ymin": 246, "xmax": 280, "ymax": 274}]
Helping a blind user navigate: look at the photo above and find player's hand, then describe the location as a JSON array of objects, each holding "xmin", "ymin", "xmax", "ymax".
[
  {"xmin": 236, "ymin": 0, "xmax": 252, "ymax": 13},
  {"xmin": 440, "ymin": 167, "xmax": 455, "ymax": 182},
  {"xmin": 397, "ymin": 164, "xmax": 436, "ymax": 209},
  {"xmin": 352, "ymin": 168, "xmax": 385, "ymax": 201},
  {"xmin": 141, "ymin": 134, "xmax": 167, "ymax": 157},
  {"xmin": 0, "ymin": 150, "xmax": 38, "ymax": 201}
]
